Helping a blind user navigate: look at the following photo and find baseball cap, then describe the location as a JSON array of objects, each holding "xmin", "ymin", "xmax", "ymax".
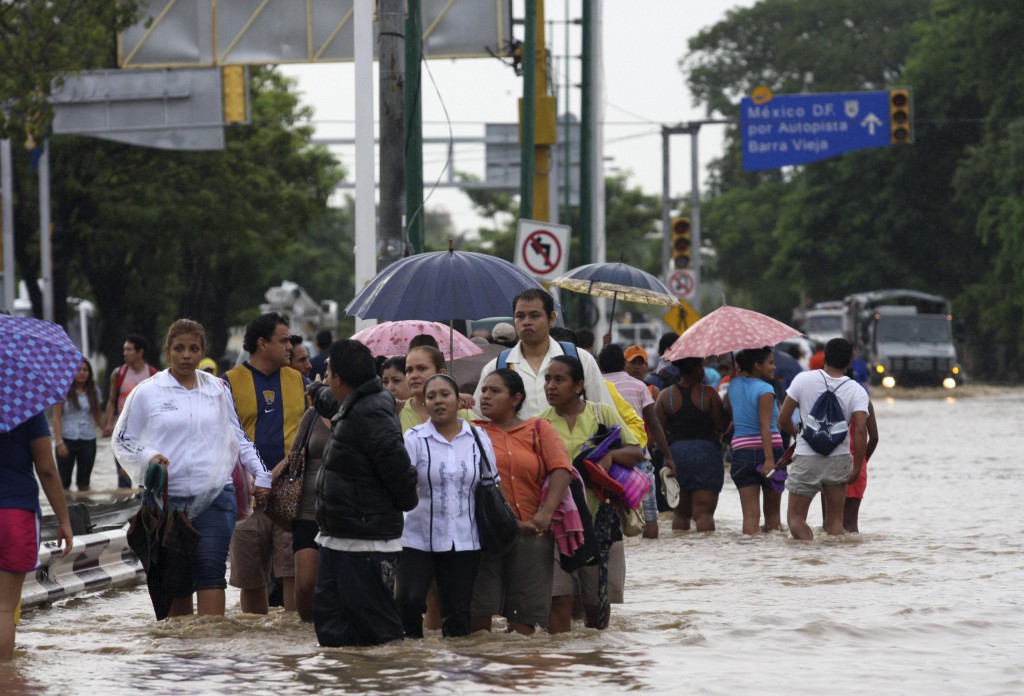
[
  {"xmin": 491, "ymin": 322, "xmax": 517, "ymax": 343},
  {"xmin": 624, "ymin": 345, "xmax": 648, "ymax": 363},
  {"xmin": 198, "ymin": 357, "xmax": 218, "ymax": 374}
]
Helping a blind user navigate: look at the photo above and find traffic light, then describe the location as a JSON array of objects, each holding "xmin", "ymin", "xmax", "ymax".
[
  {"xmin": 890, "ymin": 88, "xmax": 913, "ymax": 145},
  {"xmin": 222, "ymin": 66, "xmax": 248, "ymax": 124},
  {"xmin": 671, "ymin": 216, "xmax": 691, "ymax": 269}
]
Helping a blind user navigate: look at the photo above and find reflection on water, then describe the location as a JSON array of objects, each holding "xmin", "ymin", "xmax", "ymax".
[{"xmin": 15, "ymin": 388, "xmax": 1024, "ymax": 694}]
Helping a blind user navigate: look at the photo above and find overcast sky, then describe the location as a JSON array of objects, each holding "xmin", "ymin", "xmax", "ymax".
[{"xmin": 281, "ymin": 0, "xmax": 758, "ymax": 234}]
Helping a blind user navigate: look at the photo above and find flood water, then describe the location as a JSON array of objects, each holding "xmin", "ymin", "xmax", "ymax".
[{"xmin": 7, "ymin": 386, "xmax": 1024, "ymax": 695}]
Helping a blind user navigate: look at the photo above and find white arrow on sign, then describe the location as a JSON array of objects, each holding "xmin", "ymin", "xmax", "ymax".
[{"xmin": 860, "ymin": 113, "xmax": 882, "ymax": 136}]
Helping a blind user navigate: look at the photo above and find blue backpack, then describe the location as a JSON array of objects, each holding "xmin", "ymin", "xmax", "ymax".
[
  {"xmin": 800, "ymin": 373, "xmax": 852, "ymax": 455},
  {"xmin": 496, "ymin": 340, "xmax": 578, "ymax": 371}
]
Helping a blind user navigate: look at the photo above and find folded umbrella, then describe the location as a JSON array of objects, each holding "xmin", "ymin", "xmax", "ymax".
[{"xmin": 126, "ymin": 463, "xmax": 201, "ymax": 620}]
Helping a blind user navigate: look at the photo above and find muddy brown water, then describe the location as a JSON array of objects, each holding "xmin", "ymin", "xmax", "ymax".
[{"xmin": 8, "ymin": 386, "xmax": 1023, "ymax": 694}]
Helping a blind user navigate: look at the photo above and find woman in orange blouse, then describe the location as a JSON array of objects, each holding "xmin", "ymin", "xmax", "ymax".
[{"xmin": 470, "ymin": 368, "xmax": 572, "ymax": 635}]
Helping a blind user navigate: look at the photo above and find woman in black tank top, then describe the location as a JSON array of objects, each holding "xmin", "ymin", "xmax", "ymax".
[{"xmin": 654, "ymin": 358, "xmax": 729, "ymax": 531}]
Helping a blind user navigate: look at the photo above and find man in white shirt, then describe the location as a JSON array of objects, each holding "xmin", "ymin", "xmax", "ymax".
[
  {"xmin": 473, "ymin": 289, "xmax": 612, "ymax": 418},
  {"xmin": 777, "ymin": 338, "xmax": 869, "ymax": 540}
]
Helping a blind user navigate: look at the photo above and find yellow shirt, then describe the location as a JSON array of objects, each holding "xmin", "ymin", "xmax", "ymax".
[
  {"xmin": 538, "ymin": 401, "xmax": 641, "ymax": 512},
  {"xmin": 605, "ymin": 380, "xmax": 648, "ymax": 448},
  {"xmin": 537, "ymin": 401, "xmax": 640, "ymax": 460}
]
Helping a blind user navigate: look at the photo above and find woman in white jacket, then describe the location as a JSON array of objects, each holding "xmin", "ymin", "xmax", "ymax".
[{"xmin": 114, "ymin": 319, "xmax": 271, "ymax": 617}]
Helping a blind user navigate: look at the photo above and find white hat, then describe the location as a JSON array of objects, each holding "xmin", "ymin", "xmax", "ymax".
[{"xmin": 491, "ymin": 322, "xmax": 517, "ymax": 343}]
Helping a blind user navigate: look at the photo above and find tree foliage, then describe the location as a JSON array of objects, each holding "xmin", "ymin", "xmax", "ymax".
[
  {"xmin": 0, "ymin": 1, "xmax": 141, "ymax": 139},
  {"xmin": 681, "ymin": 0, "xmax": 1024, "ymax": 378},
  {"xmin": 13, "ymin": 68, "xmax": 344, "ymax": 370}
]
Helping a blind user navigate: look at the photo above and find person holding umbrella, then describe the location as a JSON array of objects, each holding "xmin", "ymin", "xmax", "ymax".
[
  {"xmin": 114, "ymin": 319, "xmax": 272, "ymax": 618},
  {"xmin": 0, "ymin": 315, "xmax": 79, "ymax": 659},
  {"xmin": 0, "ymin": 410, "xmax": 74, "ymax": 660}
]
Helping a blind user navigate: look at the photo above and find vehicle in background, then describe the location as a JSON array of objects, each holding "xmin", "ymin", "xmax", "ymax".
[
  {"xmin": 776, "ymin": 335, "xmax": 818, "ymax": 370},
  {"xmin": 803, "ymin": 301, "xmax": 845, "ymax": 345},
  {"xmin": 844, "ymin": 289, "xmax": 962, "ymax": 389},
  {"xmin": 611, "ymin": 321, "xmax": 661, "ymax": 359},
  {"xmin": 260, "ymin": 280, "xmax": 338, "ymax": 342}
]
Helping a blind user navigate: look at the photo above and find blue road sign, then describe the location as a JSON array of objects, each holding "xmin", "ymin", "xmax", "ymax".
[{"xmin": 741, "ymin": 91, "xmax": 892, "ymax": 171}]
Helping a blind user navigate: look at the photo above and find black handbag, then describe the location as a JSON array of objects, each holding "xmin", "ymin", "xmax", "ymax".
[{"xmin": 470, "ymin": 426, "xmax": 518, "ymax": 555}]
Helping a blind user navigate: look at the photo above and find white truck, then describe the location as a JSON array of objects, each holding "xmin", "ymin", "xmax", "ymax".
[
  {"xmin": 803, "ymin": 301, "xmax": 845, "ymax": 345},
  {"xmin": 844, "ymin": 289, "xmax": 962, "ymax": 389}
]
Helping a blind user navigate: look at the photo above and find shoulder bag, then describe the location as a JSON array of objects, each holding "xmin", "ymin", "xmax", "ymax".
[
  {"xmin": 470, "ymin": 425, "xmax": 518, "ymax": 555},
  {"xmin": 267, "ymin": 409, "xmax": 318, "ymax": 530}
]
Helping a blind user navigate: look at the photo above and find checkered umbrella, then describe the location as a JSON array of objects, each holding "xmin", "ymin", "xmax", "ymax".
[{"xmin": 0, "ymin": 316, "xmax": 83, "ymax": 432}]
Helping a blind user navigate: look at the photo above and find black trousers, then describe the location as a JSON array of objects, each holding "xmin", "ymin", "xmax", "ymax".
[
  {"xmin": 57, "ymin": 438, "xmax": 97, "ymax": 489},
  {"xmin": 314, "ymin": 547, "xmax": 404, "ymax": 647},
  {"xmin": 396, "ymin": 547, "xmax": 481, "ymax": 638}
]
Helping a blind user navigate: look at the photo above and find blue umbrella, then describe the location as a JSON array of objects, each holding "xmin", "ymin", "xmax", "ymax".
[
  {"xmin": 0, "ymin": 316, "xmax": 83, "ymax": 432},
  {"xmin": 346, "ymin": 244, "xmax": 547, "ymax": 322}
]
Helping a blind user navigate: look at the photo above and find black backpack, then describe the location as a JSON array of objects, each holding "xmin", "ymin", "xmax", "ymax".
[{"xmin": 800, "ymin": 373, "xmax": 852, "ymax": 455}]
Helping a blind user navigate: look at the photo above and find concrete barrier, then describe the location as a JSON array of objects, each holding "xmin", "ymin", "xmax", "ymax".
[{"xmin": 21, "ymin": 527, "xmax": 145, "ymax": 608}]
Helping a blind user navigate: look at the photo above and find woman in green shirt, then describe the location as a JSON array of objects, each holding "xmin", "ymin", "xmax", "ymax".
[
  {"xmin": 537, "ymin": 355, "xmax": 642, "ymax": 633},
  {"xmin": 400, "ymin": 346, "xmax": 475, "ymax": 432}
]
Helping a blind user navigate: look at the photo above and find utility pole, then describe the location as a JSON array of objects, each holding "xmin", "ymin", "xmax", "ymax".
[
  {"xmin": 660, "ymin": 119, "xmax": 734, "ymax": 313},
  {"xmin": 519, "ymin": 0, "xmax": 537, "ymax": 220},
  {"xmin": 404, "ymin": 0, "xmax": 424, "ymax": 254},
  {"xmin": 1, "ymin": 139, "xmax": 14, "ymax": 312},
  {"xmin": 378, "ymin": 0, "xmax": 406, "ymax": 268},
  {"xmin": 531, "ymin": 0, "xmax": 553, "ymax": 222},
  {"xmin": 579, "ymin": 0, "xmax": 592, "ymax": 266}
]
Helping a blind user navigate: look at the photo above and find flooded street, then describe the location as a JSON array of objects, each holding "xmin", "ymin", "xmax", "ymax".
[{"xmin": 8, "ymin": 387, "xmax": 1024, "ymax": 695}]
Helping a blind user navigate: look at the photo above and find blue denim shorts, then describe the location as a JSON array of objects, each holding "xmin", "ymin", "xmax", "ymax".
[
  {"xmin": 161, "ymin": 485, "xmax": 238, "ymax": 594},
  {"xmin": 671, "ymin": 439, "xmax": 725, "ymax": 492},
  {"xmin": 730, "ymin": 447, "xmax": 784, "ymax": 490}
]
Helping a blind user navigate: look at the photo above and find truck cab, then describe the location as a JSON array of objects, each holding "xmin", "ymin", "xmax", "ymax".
[{"xmin": 845, "ymin": 290, "xmax": 962, "ymax": 389}]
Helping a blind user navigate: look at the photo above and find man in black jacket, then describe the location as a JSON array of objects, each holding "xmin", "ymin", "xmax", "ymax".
[{"xmin": 307, "ymin": 339, "xmax": 418, "ymax": 647}]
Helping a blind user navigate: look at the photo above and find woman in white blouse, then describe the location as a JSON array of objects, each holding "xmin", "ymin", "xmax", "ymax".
[
  {"xmin": 397, "ymin": 373, "xmax": 497, "ymax": 638},
  {"xmin": 113, "ymin": 319, "xmax": 271, "ymax": 617}
]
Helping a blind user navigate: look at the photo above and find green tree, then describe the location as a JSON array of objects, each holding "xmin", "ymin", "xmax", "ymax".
[
  {"xmin": 0, "ymin": 1, "xmax": 141, "ymax": 139},
  {"xmin": 682, "ymin": 0, "xmax": 935, "ymax": 320},
  {"xmin": 38, "ymin": 67, "xmax": 344, "ymax": 369}
]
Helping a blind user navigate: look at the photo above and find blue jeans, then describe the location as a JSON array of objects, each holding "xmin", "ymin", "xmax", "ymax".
[
  {"xmin": 730, "ymin": 447, "xmax": 784, "ymax": 490},
  {"xmin": 159, "ymin": 485, "xmax": 237, "ymax": 594}
]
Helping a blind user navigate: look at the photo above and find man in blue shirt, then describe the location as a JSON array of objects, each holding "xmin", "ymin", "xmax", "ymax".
[{"xmin": 224, "ymin": 313, "xmax": 307, "ymax": 614}]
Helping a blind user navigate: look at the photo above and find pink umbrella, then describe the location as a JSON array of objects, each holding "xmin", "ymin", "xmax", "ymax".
[
  {"xmin": 350, "ymin": 321, "xmax": 484, "ymax": 360},
  {"xmin": 664, "ymin": 305, "xmax": 803, "ymax": 360}
]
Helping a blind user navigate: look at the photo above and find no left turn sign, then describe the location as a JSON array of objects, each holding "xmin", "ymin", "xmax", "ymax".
[
  {"xmin": 522, "ymin": 230, "xmax": 562, "ymax": 276},
  {"xmin": 514, "ymin": 220, "xmax": 571, "ymax": 281}
]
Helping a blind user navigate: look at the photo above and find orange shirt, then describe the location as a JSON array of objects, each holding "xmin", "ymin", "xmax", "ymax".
[
  {"xmin": 477, "ymin": 418, "xmax": 572, "ymax": 522},
  {"xmin": 809, "ymin": 350, "xmax": 825, "ymax": 370}
]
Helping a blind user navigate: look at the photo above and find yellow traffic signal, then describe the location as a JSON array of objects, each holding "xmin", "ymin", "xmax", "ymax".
[
  {"xmin": 671, "ymin": 216, "xmax": 691, "ymax": 269},
  {"xmin": 890, "ymin": 88, "xmax": 913, "ymax": 145},
  {"xmin": 222, "ymin": 66, "xmax": 248, "ymax": 124}
]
